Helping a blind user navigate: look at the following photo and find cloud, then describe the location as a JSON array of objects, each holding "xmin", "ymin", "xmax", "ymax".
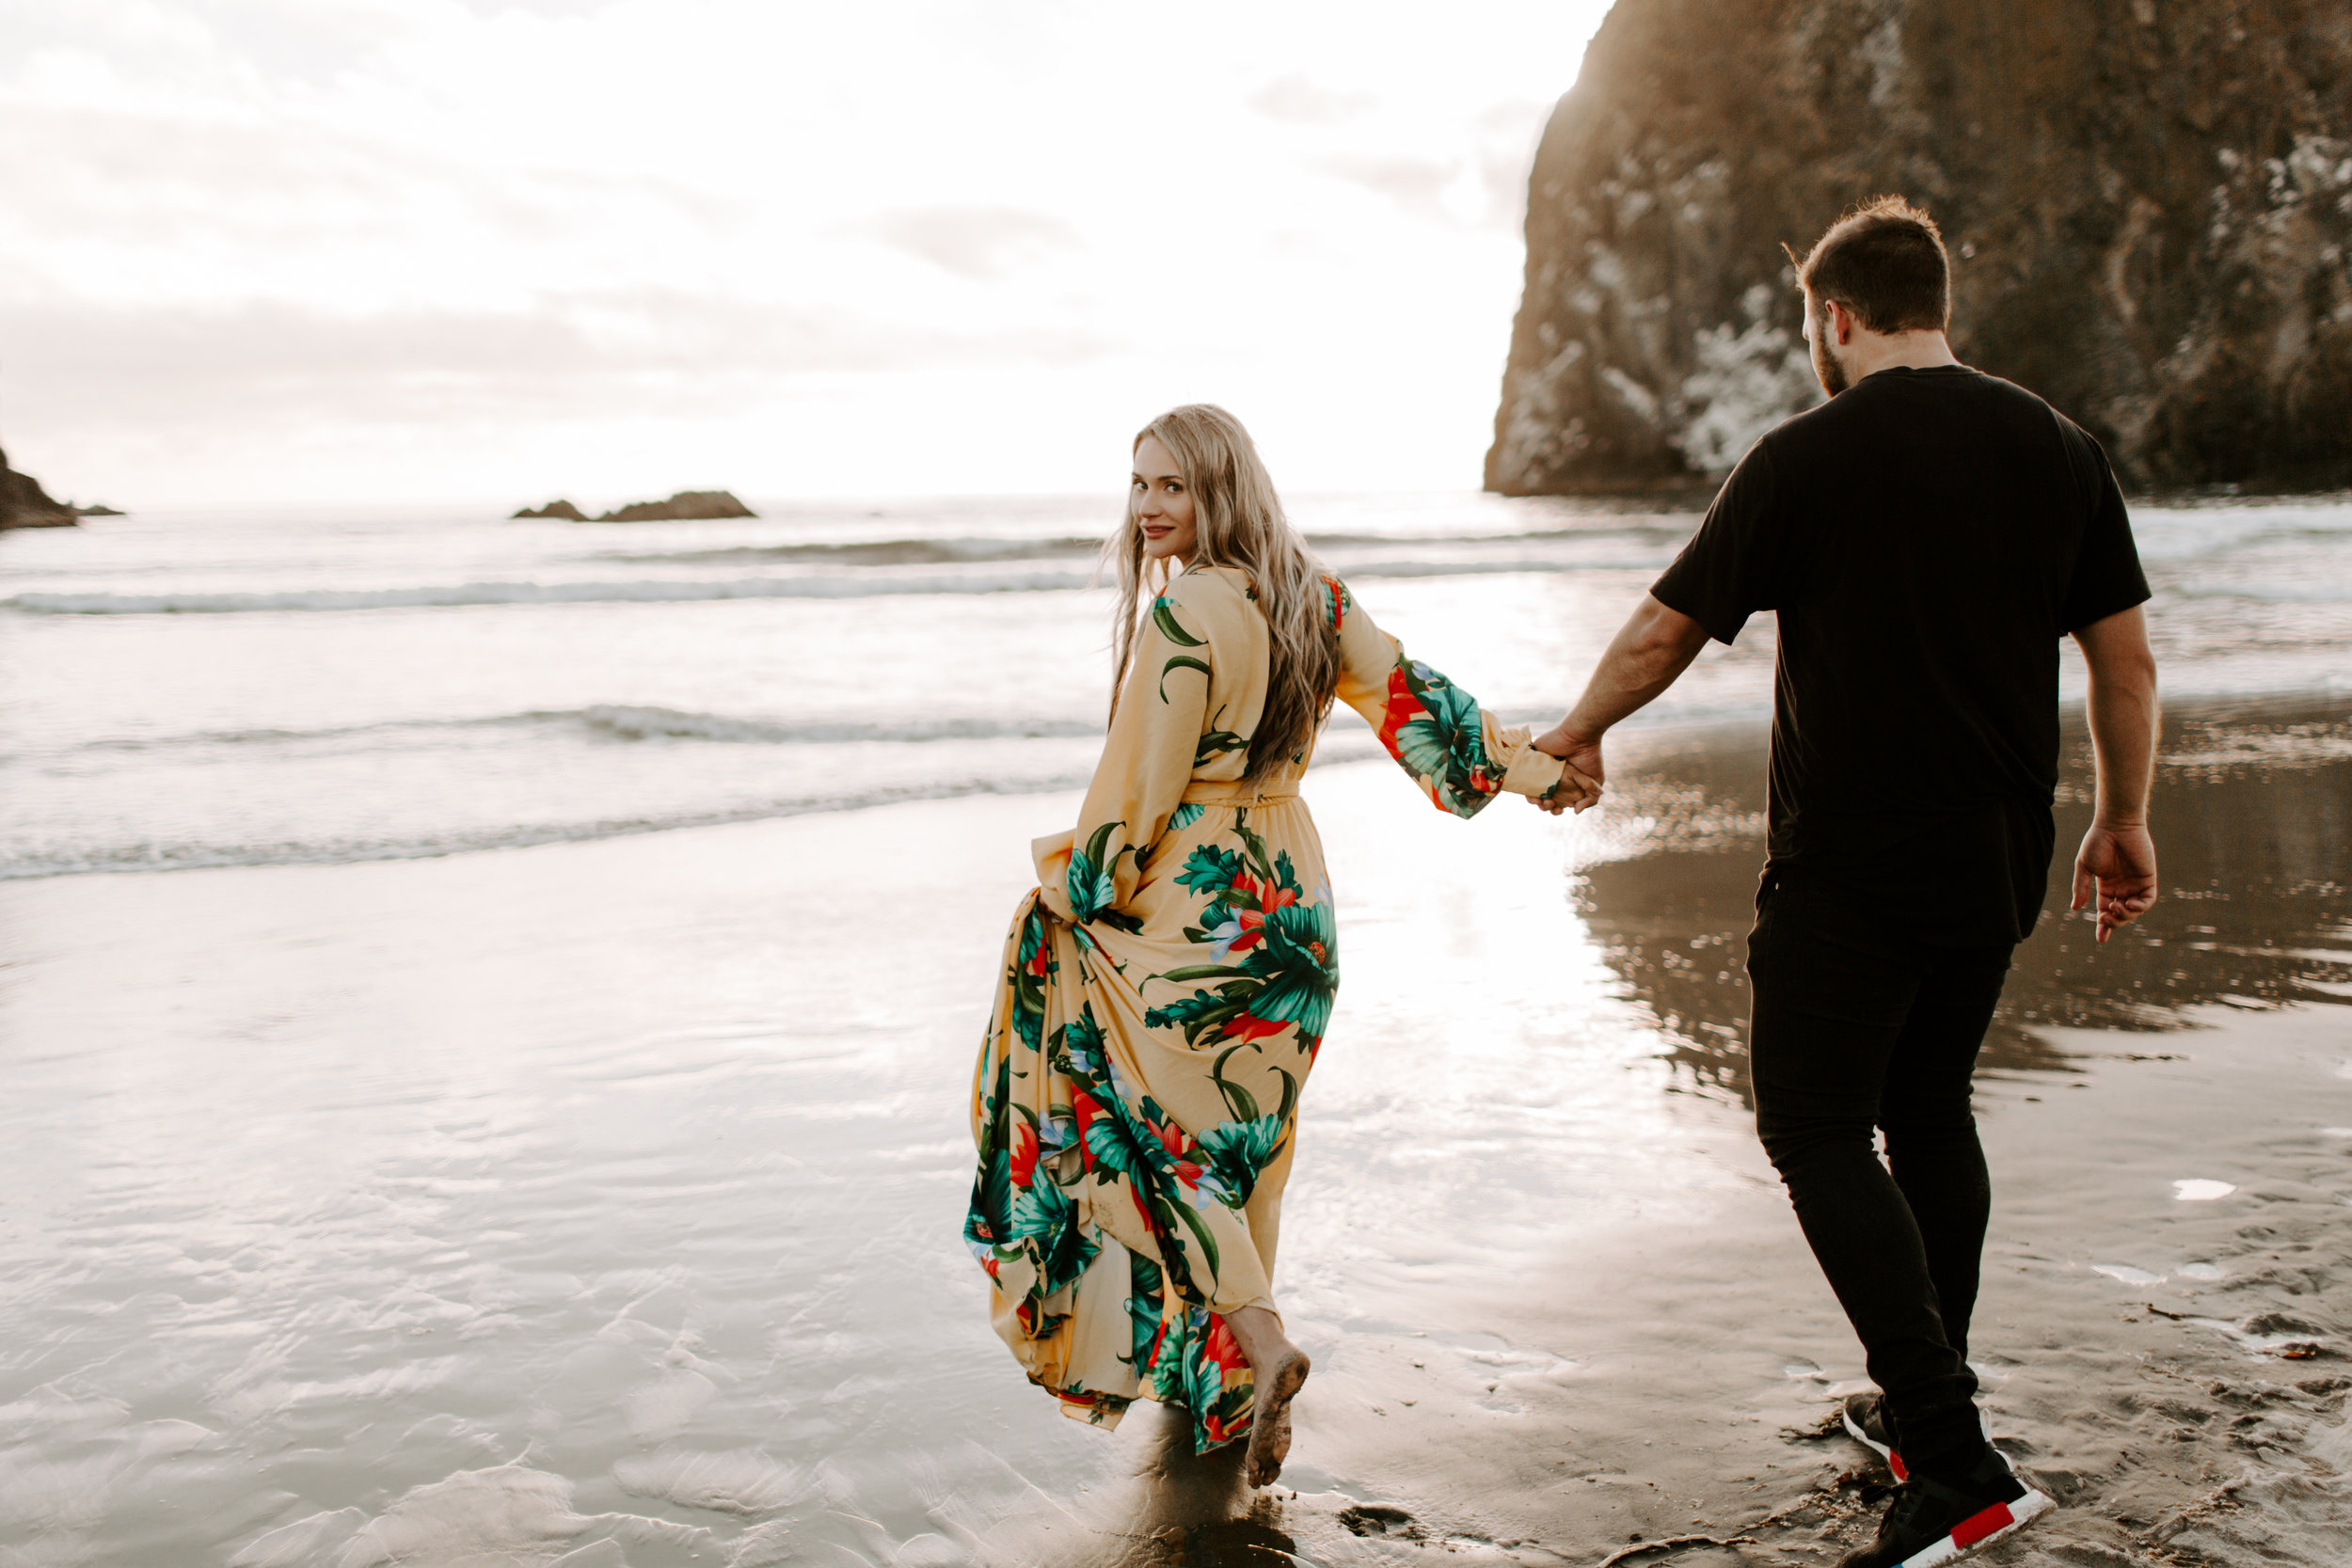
[
  {"xmin": 1313, "ymin": 154, "xmax": 1463, "ymax": 217},
  {"xmin": 864, "ymin": 207, "xmax": 1082, "ymax": 280},
  {"xmin": 1248, "ymin": 75, "xmax": 1376, "ymax": 125},
  {"xmin": 0, "ymin": 291, "xmax": 1120, "ymax": 432}
]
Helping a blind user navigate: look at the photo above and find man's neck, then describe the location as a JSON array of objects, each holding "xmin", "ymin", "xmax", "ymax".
[{"xmin": 1850, "ymin": 330, "xmax": 1962, "ymax": 382}]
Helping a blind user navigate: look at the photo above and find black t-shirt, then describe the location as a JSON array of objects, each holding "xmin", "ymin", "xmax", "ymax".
[{"xmin": 1651, "ymin": 365, "xmax": 2150, "ymax": 945}]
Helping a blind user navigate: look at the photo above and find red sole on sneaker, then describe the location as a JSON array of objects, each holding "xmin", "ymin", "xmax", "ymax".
[
  {"xmin": 1894, "ymin": 1486, "xmax": 2054, "ymax": 1567},
  {"xmin": 1839, "ymin": 1409, "xmax": 1908, "ymax": 1481}
]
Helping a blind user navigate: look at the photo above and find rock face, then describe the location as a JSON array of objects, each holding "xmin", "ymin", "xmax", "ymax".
[
  {"xmin": 1488, "ymin": 0, "xmax": 2352, "ymax": 495},
  {"xmin": 0, "ymin": 442, "xmax": 78, "ymax": 530},
  {"xmin": 515, "ymin": 490, "xmax": 756, "ymax": 523}
]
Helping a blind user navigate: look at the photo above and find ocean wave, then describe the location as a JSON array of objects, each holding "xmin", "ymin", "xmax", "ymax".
[
  {"xmin": 2165, "ymin": 582, "xmax": 2352, "ymax": 604},
  {"xmin": 3, "ymin": 555, "xmax": 1677, "ymax": 616},
  {"xmin": 0, "ymin": 734, "xmax": 1402, "ymax": 879},
  {"xmin": 62, "ymin": 706, "xmax": 1107, "ymax": 756},
  {"xmin": 605, "ymin": 534, "xmax": 1105, "ymax": 567},
  {"xmin": 574, "ymin": 705, "xmax": 1104, "ymax": 744},
  {"xmin": 610, "ymin": 522, "xmax": 1696, "ymax": 570},
  {"xmin": 1, "ymin": 572, "xmax": 1097, "ymax": 615},
  {"xmin": 0, "ymin": 778, "xmax": 1089, "ymax": 880}
]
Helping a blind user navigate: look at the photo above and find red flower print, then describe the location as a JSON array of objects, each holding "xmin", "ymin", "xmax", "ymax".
[
  {"xmin": 1229, "ymin": 911, "xmax": 1266, "ymax": 954},
  {"xmin": 1222, "ymin": 1012, "xmax": 1292, "ymax": 1043},
  {"xmin": 1202, "ymin": 1312, "xmax": 1249, "ymax": 1372},
  {"xmin": 1201, "ymin": 1408, "xmax": 1245, "ymax": 1445},
  {"xmin": 1147, "ymin": 1115, "xmax": 1188, "ymax": 1160},
  {"xmin": 1377, "ymin": 666, "xmax": 1427, "ymax": 753},
  {"xmin": 1010, "ymin": 1121, "xmax": 1039, "ymax": 1188}
]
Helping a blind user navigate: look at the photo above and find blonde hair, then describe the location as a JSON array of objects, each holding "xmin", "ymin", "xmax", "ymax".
[{"xmin": 1106, "ymin": 404, "xmax": 1339, "ymax": 780}]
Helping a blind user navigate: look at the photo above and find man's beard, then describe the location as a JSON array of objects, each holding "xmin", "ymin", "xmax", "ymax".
[{"xmin": 1811, "ymin": 325, "xmax": 1851, "ymax": 397}]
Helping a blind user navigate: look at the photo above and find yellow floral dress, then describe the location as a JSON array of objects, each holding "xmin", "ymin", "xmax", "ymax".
[{"xmin": 964, "ymin": 566, "xmax": 1564, "ymax": 1452}]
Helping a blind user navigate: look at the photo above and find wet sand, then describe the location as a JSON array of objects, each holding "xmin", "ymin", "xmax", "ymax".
[{"xmin": 0, "ymin": 696, "xmax": 2346, "ymax": 1565}]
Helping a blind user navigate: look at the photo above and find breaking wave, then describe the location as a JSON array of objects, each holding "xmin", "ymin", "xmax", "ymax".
[
  {"xmin": 59, "ymin": 706, "xmax": 1108, "ymax": 756},
  {"xmin": 5, "ymin": 555, "xmax": 1678, "ymax": 616}
]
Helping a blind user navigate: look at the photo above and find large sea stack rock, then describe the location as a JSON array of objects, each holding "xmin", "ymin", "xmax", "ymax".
[
  {"xmin": 0, "ymin": 442, "xmax": 78, "ymax": 529},
  {"xmin": 1488, "ymin": 0, "xmax": 2352, "ymax": 495}
]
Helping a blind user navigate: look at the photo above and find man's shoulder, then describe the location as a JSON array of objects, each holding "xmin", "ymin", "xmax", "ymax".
[{"xmin": 1758, "ymin": 367, "xmax": 2073, "ymax": 461}]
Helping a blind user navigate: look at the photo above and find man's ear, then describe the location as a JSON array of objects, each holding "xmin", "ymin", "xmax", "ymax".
[{"xmin": 1825, "ymin": 298, "xmax": 1852, "ymax": 344}]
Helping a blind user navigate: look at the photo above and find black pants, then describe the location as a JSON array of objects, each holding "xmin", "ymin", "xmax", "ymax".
[{"xmin": 1745, "ymin": 873, "xmax": 2010, "ymax": 1480}]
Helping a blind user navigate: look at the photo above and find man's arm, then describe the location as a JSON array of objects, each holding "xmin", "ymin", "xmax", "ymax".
[
  {"xmin": 2070, "ymin": 605, "xmax": 2160, "ymax": 942},
  {"xmin": 1529, "ymin": 594, "xmax": 1713, "ymax": 815}
]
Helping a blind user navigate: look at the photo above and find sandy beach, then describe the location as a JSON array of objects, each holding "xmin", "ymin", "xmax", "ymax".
[{"xmin": 2, "ymin": 693, "xmax": 2344, "ymax": 1566}]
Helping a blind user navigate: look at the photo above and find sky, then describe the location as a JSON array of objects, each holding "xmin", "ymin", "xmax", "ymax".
[{"xmin": 0, "ymin": 1, "xmax": 1613, "ymax": 508}]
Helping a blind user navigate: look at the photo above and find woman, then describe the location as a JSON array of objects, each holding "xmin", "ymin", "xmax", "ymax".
[{"xmin": 963, "ymin": 404, "xmax": 1591, "ymax": 1488}]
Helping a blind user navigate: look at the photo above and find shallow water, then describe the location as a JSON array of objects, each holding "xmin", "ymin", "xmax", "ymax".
[
  {"xmin": 4, "ymin": 494, "xmax": 2351, "ymax": 1561},
  {"xmin": 1, "ymin": 690, "xmax": 2347, "ymax": 1562}
]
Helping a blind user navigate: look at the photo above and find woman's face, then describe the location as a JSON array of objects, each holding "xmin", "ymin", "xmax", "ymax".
[{"xmin": 1132, "ymin": 435, "xmax": 1199, "ymax": 564}]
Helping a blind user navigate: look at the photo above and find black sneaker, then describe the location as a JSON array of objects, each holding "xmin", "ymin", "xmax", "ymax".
[
  {"xmin": 1841, "ymin": 1390, "xmax": 1994, "ymax": 1483},
  {"xmin": 1836, "ymin": 1454, "xmax": 2053, "ymax": 1568}
]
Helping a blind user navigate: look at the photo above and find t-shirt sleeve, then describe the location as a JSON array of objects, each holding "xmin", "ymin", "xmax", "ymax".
[
  {"xmin": 2056, "ymin": 421, "xmax": 2152, "ymax": 633},
  {"xmin": 1649, "ymin": 439, "xmax": 1790, "ymax": 646}
]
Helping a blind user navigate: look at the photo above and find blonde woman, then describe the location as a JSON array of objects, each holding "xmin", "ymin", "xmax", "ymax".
[{"xmin": 964, "ymin": 405, "xmax": 1593, "ymax": 1486}]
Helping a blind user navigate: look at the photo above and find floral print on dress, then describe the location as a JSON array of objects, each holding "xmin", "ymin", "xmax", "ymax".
[{"xmin": 967, "ymin": 565, "xmax": 1562, "ymax": 1454}]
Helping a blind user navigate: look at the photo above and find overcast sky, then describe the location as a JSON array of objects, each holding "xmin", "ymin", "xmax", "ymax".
[{"xmin": 1, "ymin": 1, "xmax": 1612, "ymax": 508}]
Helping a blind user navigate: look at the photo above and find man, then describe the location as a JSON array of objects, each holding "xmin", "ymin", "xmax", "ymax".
[{"xmin": 1532, "ymin": 197, "xmax": 2160, "ymax": 1568}]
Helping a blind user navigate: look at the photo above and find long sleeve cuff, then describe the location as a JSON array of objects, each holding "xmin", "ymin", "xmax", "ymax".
[{"xmin": 1488, "ymin": 721, "xmax": 1568, "ymax": 799}]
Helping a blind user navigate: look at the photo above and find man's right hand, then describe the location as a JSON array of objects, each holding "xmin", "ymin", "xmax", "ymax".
[
  {"xmin": 1529, "ymin": 723, "xmax": 1605, "ymax": 816},
  {"xmin": 2071, "ymin": 821, "xmax": 2158, "ymax": 943}
]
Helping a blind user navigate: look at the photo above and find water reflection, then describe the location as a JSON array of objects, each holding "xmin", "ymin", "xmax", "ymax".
[{"xmin": 1577, "ymin": 695, "xmax": 2352, "ymax": 1106}]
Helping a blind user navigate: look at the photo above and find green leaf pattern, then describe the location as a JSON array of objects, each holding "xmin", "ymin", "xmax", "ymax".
[{"xmin": 967, "ymin": 570, "xmax": 1523, "ymax": 1454}]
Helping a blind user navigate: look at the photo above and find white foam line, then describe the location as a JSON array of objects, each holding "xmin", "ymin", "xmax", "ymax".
[{"xmin": 3, "ymin": 556, "xmax": 1678, "ymax": 616}]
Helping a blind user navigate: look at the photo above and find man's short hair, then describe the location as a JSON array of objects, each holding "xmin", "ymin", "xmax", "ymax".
[{"xmin": 1786, "ymin": 196, "xmax": 1951, "ymax": 334}]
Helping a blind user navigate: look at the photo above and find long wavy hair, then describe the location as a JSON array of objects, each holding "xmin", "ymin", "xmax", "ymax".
[{"xmin": 1105, "ymin": 404, "xmax": 1339, "ymax": 780}]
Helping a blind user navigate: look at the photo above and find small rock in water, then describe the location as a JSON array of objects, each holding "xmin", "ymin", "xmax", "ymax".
[
  {"xmin": 512, "ymin": 499, "xmax": 588, "ymax": 520},
  {"xmin": 594, "ymin": 490, "xmax": 756, "ymax": 522}
]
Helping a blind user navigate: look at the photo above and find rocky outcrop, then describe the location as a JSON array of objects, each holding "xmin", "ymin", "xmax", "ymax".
[
  {"xmin": 1488, "ymin": 0, "xmax": 2352, "ymax": 495},
  {"xmin": 0, "ymin": 443, "xmax": 78, "ymax": 530},
  {"xmin": 514, "ymin": 490, "xmax": 756, "ymax": 522},
  {"xmin": 596, "ymin": 490, "xmax": 756, "ymax": 522}
]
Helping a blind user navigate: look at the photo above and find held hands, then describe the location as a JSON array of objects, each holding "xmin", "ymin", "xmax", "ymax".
[
  {"xmin": 2072, "ymin": 821, "xmax": 2158, "ymax": 943},
  {"xmin": 1528, "ymin": 721, "xmax": 1605, "ymax": 816}
]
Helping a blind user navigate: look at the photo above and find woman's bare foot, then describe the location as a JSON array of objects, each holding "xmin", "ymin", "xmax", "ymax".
[{"xmin": 1226, "ymin": 1306, "xmax": 1311, "ymax": 1487}]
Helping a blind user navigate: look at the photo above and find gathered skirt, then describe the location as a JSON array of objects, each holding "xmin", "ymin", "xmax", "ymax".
[{"xmin": 963, "ymin": 785, "xmax": 1335, "ymax": 1452}]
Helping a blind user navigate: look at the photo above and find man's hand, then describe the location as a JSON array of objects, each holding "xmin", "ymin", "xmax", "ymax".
[
  {"xmin": 2071, "ymin": 821, "xmax": 2157, "ymax": 943},
  {"xmin": 1528, "ymin": 724, "xmax": 1605, "ymax": 816}
]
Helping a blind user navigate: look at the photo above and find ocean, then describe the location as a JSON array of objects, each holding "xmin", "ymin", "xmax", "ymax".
[
  {"xmin": 1, "ymin": 494, "xmax": 2349, "ymax": 1565},
  {"xmin": 5, "ymin": 490, "xmax": 2348, "ymax": 881}
]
